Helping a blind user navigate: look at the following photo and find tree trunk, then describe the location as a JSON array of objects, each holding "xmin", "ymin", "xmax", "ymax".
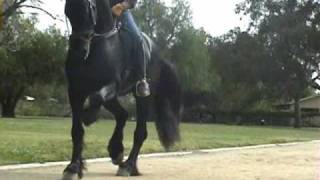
[
  {"xmin": 1, "ymin": 102, "xmax": 16, "ymax": 117},
  {"xmin": 0, "ymin": 86, "xmax": 24, "ymax": 118},
  {"xmin": 293, "ymin": 95, "xmax": 302, "ymax": 128}
]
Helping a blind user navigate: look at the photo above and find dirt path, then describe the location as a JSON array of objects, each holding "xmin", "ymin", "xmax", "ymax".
[{"xmin": 1, "ymin": 141, "xmax": 319, "ymax": 180}]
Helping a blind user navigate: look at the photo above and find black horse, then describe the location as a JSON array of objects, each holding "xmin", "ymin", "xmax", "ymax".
[{"xmin": 63, "ymin": 0, "xmax": 182, "ymax": 179}]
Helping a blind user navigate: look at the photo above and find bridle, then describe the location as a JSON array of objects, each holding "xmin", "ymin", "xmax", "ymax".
[
  {"xmin": 68, "ymin": 0, "xmax": 118, "ymax": 59},
  {"xmin": 70, "ymin": 0, "xmax": 118, "ymax": 40},
  {"xmin": 69, "ymin": 0, "xmax": 96, "ymax": 39},
  {"xmin": 87, "ymin": 0, "xmax": 119, "ymax": 39},
  {"xmin": 88, "ymin": 0, "xmax": 97, "ymax": 27}
]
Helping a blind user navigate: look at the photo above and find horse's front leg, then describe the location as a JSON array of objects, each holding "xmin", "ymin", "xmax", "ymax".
[
  {"xmin": 63, "ymin": 91, "xmax": 86, "ymax": 180},
  {"xmin": 117, "ymin": 97, "xmax": 150, "ymax": 176},
  {"xmin": 103, "ymin": 98, "xmax": 128, "ymax": 165}
]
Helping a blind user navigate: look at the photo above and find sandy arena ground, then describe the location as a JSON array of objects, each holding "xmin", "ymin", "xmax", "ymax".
[{"xmin": 0, "ymin": 141, "xmax": 319, "ymax": 180}]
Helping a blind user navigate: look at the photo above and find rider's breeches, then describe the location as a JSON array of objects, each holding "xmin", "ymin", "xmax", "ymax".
[{"xmin": 120, "ymin": 10, "xmax": 146, "ymax": 79}]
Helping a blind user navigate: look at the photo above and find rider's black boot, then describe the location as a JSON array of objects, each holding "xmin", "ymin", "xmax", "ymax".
[
  {"xmin": 136, "ymin": 78, "xmax": 150, "ymax": 97},
  {"xmin": 135, "ymin": 40, "xmax": 150, "ymax": 97}
]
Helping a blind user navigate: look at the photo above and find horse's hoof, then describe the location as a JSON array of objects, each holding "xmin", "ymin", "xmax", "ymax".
[
  {"xmin": 62, "ymin": 171, "xmax": 78, "ymax": 180},
  {"xmin": 63, "ymin": 162, "xmax": 84, "ymax": 180},
  {"xmin": 108, "ymin": 142, "xmax": 124, "ymax": 165},
  {"xmin": 112, "ymin": 152, "xmax": 124, "ymax": 165},
  {"xmin": 116, "ymin": 163, "xmax": 141, "ymax": 176},
  {"xmin": 116, "ymin": 166, "xmax": 130, "ymax": 176}
]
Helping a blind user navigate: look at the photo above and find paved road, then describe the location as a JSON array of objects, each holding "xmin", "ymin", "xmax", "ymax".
[{"xmin": 0, "ymin": 141, "xmax": 319, "ymax": 180}]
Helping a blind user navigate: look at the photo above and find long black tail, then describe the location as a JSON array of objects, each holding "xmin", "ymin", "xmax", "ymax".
[{"xmin": 154, "ymin": 60, "xmax": 182, "ymax": 150}]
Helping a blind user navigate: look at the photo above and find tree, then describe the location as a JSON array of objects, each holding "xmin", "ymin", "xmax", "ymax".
[
  {"xmin": 0, "ymin": 15, "xmax": 67, "ymax": 117},
  {"xmin": 171, "ymin": 27, "xmax": 220, "ymax": 108},
  {"xmin": 208, "ymin": 29, "xmax": 274, "ymax": 111},
  {"xmin": 237, "ymin": 0, "xmax": 320, "ymax": 128},
  {"xmin": 0, "ymin": 0, "xmax": 60, "ymax": 56},
  {"xmin": 172, "ymin": 28, "xmax": 218, "ymax": 92},
  {"xmin": 134, "ymin": 0, "xmax": 220, "ymax": 108},
  {"xmin": 0, "ymin": 0, "xmax": 56, "ymax": 28},
  {"xmin": 133, "ymin": 0, "xmax": 192, "ymax": 52}
]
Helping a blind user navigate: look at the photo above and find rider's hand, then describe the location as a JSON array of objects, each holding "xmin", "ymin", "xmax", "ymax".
[{"xmin": 112, "ymin": 3, "xmax": 125, "ymax": 17}]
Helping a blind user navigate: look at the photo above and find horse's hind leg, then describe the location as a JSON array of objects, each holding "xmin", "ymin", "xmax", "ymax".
[
  {"xmin": 117, "ymin": 97, "xmax": 150, "ymax": 176},
  {"xmin": 103, "ymin": 98, "xmax": 128, "ymax": 165},
  {"xmin": 63, "ymin": 90, "xmax": 86, "ymax": 180}
]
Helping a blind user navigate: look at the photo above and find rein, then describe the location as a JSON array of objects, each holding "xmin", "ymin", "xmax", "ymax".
[
  {"xmin": 67, "ymin": 0, "xmax": 119, "ymax": 59},
  {"xmin": 68, "ymin": 28, "xmax": 119, "ymax": 59},
  {"xmin": 70, "ymin": 0, "xmax": 119, "ymax": 41},
  {"xmin": 87, "ymin": 0, "xmax": 121, "ymax": 40},
  {"xmin": 69, "ymin": 28, "xmax": 119, "ymax": 42},
  {"xmin": 93, "ymin": 28, "xmax": 119, "ymax": 39},
  {"xmin": 88, "ymin": 0, "xmax": 97, "ymax": 26}
]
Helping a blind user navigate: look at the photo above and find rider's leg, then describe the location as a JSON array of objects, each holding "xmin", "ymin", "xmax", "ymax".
[{"xmin": 121, "ymin": 10, "xmax": 150, "ymax": 97}]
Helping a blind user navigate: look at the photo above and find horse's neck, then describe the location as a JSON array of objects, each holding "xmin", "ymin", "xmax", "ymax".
[
  {"xmin": 95, "ymin": 0, "xmax": 114, "ymax": 33},
  {"xmin": 96, "ymin": 34, "xmax": 127, "ymax": 67}
]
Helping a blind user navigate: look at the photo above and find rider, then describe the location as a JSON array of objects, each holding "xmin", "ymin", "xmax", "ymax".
[{"xmin": 110, "ymin": 0, "xmax": 150, "ymax": 97}]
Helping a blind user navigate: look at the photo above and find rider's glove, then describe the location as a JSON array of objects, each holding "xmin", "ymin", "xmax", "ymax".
[{"xmin": 112, "ymin": 2, "xmax": 131, "ymax": 17}]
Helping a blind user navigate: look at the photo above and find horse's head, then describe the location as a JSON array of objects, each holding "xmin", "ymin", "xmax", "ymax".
[
  {"xmin": 65, "ymin": 0, "xmax": 97, "ymax": 35},
  {"xmin": 65, "ymin": 0, "xmax": 115, "ymax": 59},
  {"xmin": 65, "ymin": 0, "xmax": 97, "ymax": 59}
]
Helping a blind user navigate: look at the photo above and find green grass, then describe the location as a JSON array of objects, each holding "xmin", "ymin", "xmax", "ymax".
[{"xmin": 0, "ymin": 117, "xmax": 319, "ymax": 165}]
